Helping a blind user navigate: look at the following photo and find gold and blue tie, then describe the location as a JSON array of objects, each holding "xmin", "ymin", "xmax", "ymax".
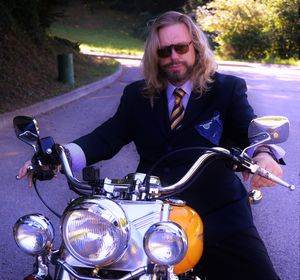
[{"xmin": 170, "ymin": 88, "xmax": 186, "ymax": 130}]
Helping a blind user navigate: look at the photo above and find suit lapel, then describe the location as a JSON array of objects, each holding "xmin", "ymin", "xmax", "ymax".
[
  {"xmin": 152, "ymin": 92, "xmax": 172, "ymax": 136},
  {"xmin": 182, "ymin": 91, "xmax": 211, "ymax": 128}
]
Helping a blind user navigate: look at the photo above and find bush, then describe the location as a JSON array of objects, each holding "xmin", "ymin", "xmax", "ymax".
[
  {"xmin": 197, "ymin": 0, "xmax": 299, "ymax": 60},
  {"xmin": 265, "ymin": 0, "xmax": 300, "ymax": 60}
]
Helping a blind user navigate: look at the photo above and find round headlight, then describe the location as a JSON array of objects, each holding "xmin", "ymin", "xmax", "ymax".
[
  {"xmin": 62, "ymin": 196, "xmax": 130, "ymax": 266},
  {"xmin": 144, "ymin": 222, "xmax": 187, "ymax": 266},
  {"xmin": 13, "ymin": 214, "xmax": 54, "ymax": 255}
]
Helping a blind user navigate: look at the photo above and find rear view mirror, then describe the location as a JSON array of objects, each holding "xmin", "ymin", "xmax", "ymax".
[
  {"xmin": 13, "ymin": 116, "xmax": 40, "ymax": 151},
  {"xmin": 243, "ymin": 116, "xmax": 289, "ymax": 155},
  {"xmin": 248, "ymin": 116, "xmax": 289, "ymax": 145}
]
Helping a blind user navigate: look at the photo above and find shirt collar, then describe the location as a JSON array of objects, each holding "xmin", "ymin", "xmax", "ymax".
[{"xmin": 166, "ymin": 80, "xmax": 193, "ymax": 100}]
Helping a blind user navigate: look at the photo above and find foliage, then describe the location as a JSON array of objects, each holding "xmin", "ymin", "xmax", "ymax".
[
  {"xmin": 96, "ymin": 0, "xmax": 207, "ymax": 40},
  {"xmin": 266, "ymin": 0, "xmax": 300, "ymax": 59},
  {"xmin": 103, "ymin": 0, "xmax": 187, "ymax": 13},
  {"xmin": 197, "ymin": 0, "xmax": 300, "ymax": 60},
  {"xmin": 0, "ymin": 0, "xmax": 59, "ymax": 42}
]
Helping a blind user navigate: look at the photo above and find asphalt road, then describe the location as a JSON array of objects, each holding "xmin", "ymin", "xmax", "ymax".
[{"xmin": 0, "ymin": 59, "xmax": 299, "ymax": 279}]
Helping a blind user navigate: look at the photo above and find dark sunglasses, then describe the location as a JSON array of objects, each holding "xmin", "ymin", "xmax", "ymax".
[{"xmin": 157, "ymin": 41, "xmax": 192, "ymax": 58}]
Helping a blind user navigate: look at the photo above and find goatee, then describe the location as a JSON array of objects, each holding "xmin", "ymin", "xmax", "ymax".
[{"xmin": 159, "ymin": 61, "xmax": 193, "ymax": 84}]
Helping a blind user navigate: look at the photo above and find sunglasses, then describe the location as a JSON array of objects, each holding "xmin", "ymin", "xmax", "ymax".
[{"xmin": 157, "ymin": 41, "xmax": 192, "ymax": 58}]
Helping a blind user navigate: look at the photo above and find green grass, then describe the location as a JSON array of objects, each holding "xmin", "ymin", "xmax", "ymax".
[
  {"xmin": 48, "ymin": 5, "xmax": 145, "ymax": 56},
  {"xmin": 49, "ymin": 23, "xmax": 144, "ymax": 55}
]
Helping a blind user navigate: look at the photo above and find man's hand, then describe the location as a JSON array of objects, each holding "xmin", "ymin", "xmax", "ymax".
[
  {"xmin": 242, "ymin": 153, "xmax": 283, "ymax": 189},
  {"xmin": 17, "ymin": 160, "xmax": 34, "ymax": 187},
  {"xmin": 17, "ymin": 160, "xmax": 61, "ymax": 187}
]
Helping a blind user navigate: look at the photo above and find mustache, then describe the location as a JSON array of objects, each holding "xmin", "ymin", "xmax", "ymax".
[{"xmin": 163, "ymin": 60, "xmax": 187, "ymax": 68}]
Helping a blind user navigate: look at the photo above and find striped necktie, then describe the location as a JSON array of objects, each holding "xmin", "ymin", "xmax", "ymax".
[{"xmin": 170, "ymin": 88, "xmax": 186, "ymax": 130}]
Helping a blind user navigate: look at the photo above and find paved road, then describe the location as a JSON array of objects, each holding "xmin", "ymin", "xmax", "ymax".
[
  {"xmin": 220, "ymin": 63, "xmax": 300, "ymax": 280},
  {"xmin": 0, "ymin": 59, "xmax": 299, "ymax": 279}
]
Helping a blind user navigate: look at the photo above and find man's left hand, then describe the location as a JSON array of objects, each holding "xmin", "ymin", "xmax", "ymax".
[{"xmin": 242, "ymin": 153, "xmax": 283, "ymax": 189}]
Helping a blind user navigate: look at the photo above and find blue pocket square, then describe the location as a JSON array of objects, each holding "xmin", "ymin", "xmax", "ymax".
[{"xmin": 194, "ymin": 112, "xmax": 223, "ymax": 145}]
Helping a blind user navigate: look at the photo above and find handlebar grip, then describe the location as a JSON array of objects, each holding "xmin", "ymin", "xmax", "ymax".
[
  {"xmin": 255, "ymin": 166, "xmax": 295, "ymax": 191},
  {"xmin": 29, "ymin": 162, "xmax": 55, "ymax": 181},
  {"xmin": 35, "ymin": 169, "xmax": 55, "ymax": 181}
]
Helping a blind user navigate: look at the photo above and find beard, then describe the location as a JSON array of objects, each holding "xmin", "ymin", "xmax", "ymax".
[{"xmin": 159, "ymin": 60, "xmax": 194, "ymax": 85}]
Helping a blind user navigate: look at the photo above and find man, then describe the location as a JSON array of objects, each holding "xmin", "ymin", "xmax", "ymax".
[{"xmin": 19, "ymin": 11, "xmax": 283, "ymax": 279}]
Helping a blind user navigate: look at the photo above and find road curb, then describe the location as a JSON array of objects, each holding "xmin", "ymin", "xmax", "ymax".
[{"xmin": 0, "ymin": 64, "xmax": 123, "ymax": 130}]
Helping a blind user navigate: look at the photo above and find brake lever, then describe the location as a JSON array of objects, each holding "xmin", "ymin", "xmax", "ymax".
[
  {"xmin": 248, "ymin": 163, "xmax": 295, "ymax": 191},
  {"xmin": 235, "ymin": 153, "xmax": 295, "ymax": 191}
]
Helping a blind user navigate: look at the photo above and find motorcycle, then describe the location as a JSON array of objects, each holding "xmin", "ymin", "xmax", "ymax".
[{"xmin": 12, "ymin": 115, "xmax": 294, "ymax": 280}]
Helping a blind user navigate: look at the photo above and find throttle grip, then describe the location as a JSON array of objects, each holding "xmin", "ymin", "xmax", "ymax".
[{"xmin": 255, "ymin": 166, "xmax": 295, "ymax": 191}]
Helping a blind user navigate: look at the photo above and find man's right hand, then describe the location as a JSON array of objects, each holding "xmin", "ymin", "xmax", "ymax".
[
  {"xmin": 17, "ymin": 160, "xmax": 61, "ymax": 187},
  {"xmin": 17, "ymin": 160, "xmax": 34, "ymax": 187}
]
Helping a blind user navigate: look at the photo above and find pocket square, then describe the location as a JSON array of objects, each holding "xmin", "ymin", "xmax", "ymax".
[{"xmin": 194, "ymin": 112, "xmax": 223, "ymax": 145}]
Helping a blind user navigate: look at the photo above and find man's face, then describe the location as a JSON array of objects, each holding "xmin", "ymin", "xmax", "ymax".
[{"xmin": 157, "ymin": 23, "xmax": 196, "ymax": 86}]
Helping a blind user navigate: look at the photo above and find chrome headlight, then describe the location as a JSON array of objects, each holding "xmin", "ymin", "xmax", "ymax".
[
  {"xmin": 13, "ymin": 214, "xmax": 54, "ymax": 255},
  {"xmin": 144, "ymin": 222, "xmax": 187, "ymax": 266},
  {"xmin": 62, "ymin": 196, "xmax": 130, "ymax": 266}
]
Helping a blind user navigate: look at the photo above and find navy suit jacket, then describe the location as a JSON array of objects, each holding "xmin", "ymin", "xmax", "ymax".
[{"xmin": 74, "ymin": 72, "xmax": 256, "ymax": 243}]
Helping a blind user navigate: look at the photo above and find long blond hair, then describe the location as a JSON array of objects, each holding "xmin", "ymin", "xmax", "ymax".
[{"xmin": 142, "ymin": 11, "xmax": 217, "ymax": 98}]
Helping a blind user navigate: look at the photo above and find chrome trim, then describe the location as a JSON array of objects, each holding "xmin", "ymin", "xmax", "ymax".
[
  {"xmin": 108, "ymin": 200, "xmax": 167, "ymax": 271},
  {"xmin": 57, "ymin": 259, "xmax": 147, "ymax": 280}
]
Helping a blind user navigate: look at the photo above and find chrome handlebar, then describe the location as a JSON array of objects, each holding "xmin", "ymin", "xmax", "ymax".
[
  {"xmin": 58, "ymin": 145, "xmax": 91, "ymax": 191},
  {"xmin": 158, "ymin": 147, "xmax": 231, "ymax": 194},
  {"xmin": 57, "ymin": 145, "xmax": 295, "ymax": 198}
]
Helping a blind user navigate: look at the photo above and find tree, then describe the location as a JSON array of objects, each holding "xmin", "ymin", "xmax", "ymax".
[
  {"xmin": 0, "ymin": 0, "xmax": 59, "ymax": 43},
  {"xmin": 266, "ymin": 0, "xmax": 300, "ymax": 59},
  {"xmin": 197, "ymin": 0, "xmax": 300, "ymax": 60},
  {"xmin": 102, "ymin": 0, "xmax": 204, "ymax": 14}
]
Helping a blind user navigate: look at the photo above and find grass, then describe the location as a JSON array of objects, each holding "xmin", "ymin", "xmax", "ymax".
[
  {"xmin": 49, "ymin": 24, "xmax": 144, "ymax": 55},
  {"xmin": 48, "ymin": 4, "xmax": 145, "ymax": 56}
]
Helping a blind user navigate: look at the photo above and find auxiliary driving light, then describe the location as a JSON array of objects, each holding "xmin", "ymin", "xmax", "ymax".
[
  {"xmin": 143, "ymin": 222, "xmax": 187, "ymax": 266},
  {"xmin": 13, "ymin": 214, "xmax": 54, "ymax": 255}
]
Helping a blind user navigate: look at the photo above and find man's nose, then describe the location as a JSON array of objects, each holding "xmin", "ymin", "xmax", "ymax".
[{"xmin": 170, "ymin": 48, "xmax": 179, "ymax": 59}]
